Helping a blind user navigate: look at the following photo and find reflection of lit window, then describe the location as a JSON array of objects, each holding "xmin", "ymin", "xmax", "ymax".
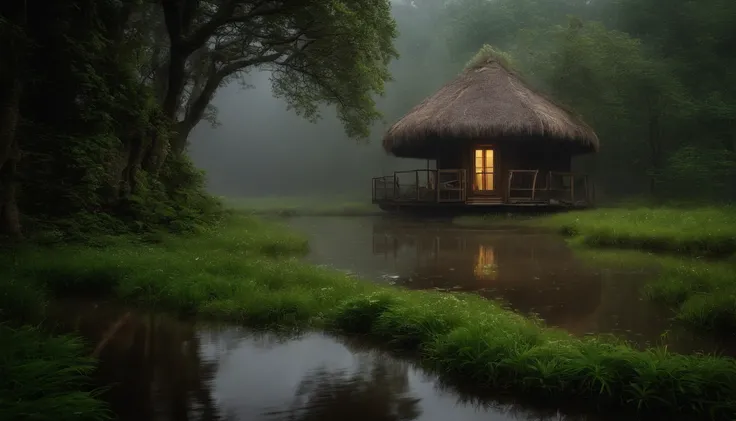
[{"xmin": 473, "ymin": 244, "xmax": 497, "ymax": 280}]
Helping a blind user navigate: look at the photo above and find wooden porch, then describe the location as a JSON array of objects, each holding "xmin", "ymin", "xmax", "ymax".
[{"xmin": 371, "ymin": 169, "xmax": 594, "ymax": 209}]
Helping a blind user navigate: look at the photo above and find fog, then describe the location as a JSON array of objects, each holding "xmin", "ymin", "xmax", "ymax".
[{"xmin": 189, "ymin": 1, "xmax": 454, "ymax": 199}]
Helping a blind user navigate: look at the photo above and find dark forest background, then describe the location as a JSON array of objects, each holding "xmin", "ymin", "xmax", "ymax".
[{"xmin": 1, "ymin": 0, "xmax": 734, "ymax": 237}]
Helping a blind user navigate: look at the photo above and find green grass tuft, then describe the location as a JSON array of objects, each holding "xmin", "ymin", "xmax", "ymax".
[
  {"xmin": 642, "ymin": 259, "xmax": 736, "ymax": 331},
  {"xmin": 0, "ymin": 325, "xmax": 110, "ymax": 421},
  {"xmin": 4, "ymin": 213, "xmax": 736, "ymax": 418},
  {"xmin": 521, "ymin": 206, "xmax": 736, "ymax": 257}
]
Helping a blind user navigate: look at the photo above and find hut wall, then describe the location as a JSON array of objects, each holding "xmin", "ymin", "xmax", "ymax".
[
  {"xmin": 436, "ymin": 141, "xmax": 464, "ymax": 169},
  {"xmin": 433, "ymin": 138, "xmax": 573, "ymax": 199},
  {"xmin": 463, "ymin": 139, "xmax": 573, "ymax": 198}
]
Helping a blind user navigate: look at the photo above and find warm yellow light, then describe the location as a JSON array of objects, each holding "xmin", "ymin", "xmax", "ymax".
[
  {"xmin": 473, "ymin": 244, "xmax": 497, "ymax": 280},
  {"xmin": 473, "ymin": 148, "xmax": 494, "ymax": 191}
]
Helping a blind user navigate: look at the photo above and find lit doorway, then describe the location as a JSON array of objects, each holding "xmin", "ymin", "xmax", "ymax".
[{"xmin": 473, "ymin": 148, "xmax": 494, "ymax": 191}]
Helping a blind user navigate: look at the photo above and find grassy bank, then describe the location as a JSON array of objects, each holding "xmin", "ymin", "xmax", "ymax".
[
  {"xmin": 224, "ymin": 195, "xmax": 379, "ymax": 216},
  {"xmin": 644, "ymin": 259, "xmax": 736, "ymax": 331},
  {"xmin": 3, "ymin": 213, "xmax": 736, "ymax": 419},
  {"xmin": 0, "ymin": 326, "xmax": 109, "ymax": 421},
  {"xmin": 572, "ymin": 247, "xmax": 736, "ymax": 332},
  {"xmin": 512, "ymin": 206, "xmax": 736, "ymax": 333},
  {"xmin": 523, "ymin": 206, "xmax": 736, "ymax": 257},
  {"xmin": 0, "ymin": 280, "xmax": 109, "ymax": 420}
]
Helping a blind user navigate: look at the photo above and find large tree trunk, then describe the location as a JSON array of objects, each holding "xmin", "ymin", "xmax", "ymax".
[
  {"xmin": 0, "ymin": 0, "xmax": 27, "ymax": 238},
  {"xmin": 0, "ymin": 78, "xmax": 23, "ymax": 238}
]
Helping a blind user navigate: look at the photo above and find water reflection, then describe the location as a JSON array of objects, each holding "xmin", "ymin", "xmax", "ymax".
[
  {"xmin": 50, "ymin": 300, "xmax": 609, "ymax": 421},
  {"xmin": 370, "ymin": 220, "xmax": 643, "ymax": 337},
  {"xmin": 289, "ymin": 216, "xmax": 731, "ymax": 353}
]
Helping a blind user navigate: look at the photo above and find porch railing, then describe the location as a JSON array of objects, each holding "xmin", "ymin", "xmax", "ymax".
[
  {"xmin": 372, "ymin": 169, "xmax": 466, "ymax": 203},
  {"xmin": 507, "ymin": 170, "xmax": 592, "ymax": 205},
  {"xmin": 373, "ymin": 169, "xmax": 592, "ymax": 206}
]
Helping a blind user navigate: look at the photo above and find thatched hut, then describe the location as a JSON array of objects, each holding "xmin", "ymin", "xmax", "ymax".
[{"xmin": 372, "ymin": 51, "xmax": 599, "ymax": 209}]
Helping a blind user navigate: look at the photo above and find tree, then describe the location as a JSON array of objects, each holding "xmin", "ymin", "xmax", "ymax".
[
  {"xmin": 152, "ymin": 0, "xmax": 398, "ymax": 168},
  {"xmin": 514, "ymin": 21, "xmax": 688, "ymax": 195},
  {"xmin": 0, "ymin": 2, "xmax": 28, "ymax": 236}
]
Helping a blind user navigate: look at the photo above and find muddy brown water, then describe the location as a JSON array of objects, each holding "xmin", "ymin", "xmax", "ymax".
[{"xmin": 53, "ymin": 215, "xmax": 732, "ymax": 421}]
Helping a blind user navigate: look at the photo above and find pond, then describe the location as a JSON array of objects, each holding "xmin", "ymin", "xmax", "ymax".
[
  {"xmin": 52, "ymin": 299, "xmax": 609, "ymax": 421},
  {"xmin": 54, "ymin": 215, "xmax": 732, "ymax": 421},
  {"xmin": 287, "ymin": 215, "xmax": 730, "ymax": 354}
]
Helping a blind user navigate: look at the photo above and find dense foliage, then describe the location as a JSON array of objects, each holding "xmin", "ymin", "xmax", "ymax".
[
  {"xmin": 0, "ymin": 0, "xmax": 397, "ymax": 238},
  {"xmin": 394, "ymin": 0, "xmax": 736, "ymax": 202}
]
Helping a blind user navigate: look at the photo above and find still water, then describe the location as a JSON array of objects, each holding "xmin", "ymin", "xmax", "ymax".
[
  {"xmin": 288, "ymin": 216, "xmax": 729, "ymax": 353},
  {"xmin": 56, "ymin": 215, "xmax": 730, "ymax": 421},
  {"xmin": 53, "ymin": 300, "xmax": 607, "ymax": 421}
]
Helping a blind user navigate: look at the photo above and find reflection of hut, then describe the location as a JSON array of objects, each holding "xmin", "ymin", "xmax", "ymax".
[
  {"xmin": 372, "ymin": 50, "xmax": 599, "ymax": 211},
  {"xmin": 370, "ymin": 222, "xmax": 603, "ymax": 329}
]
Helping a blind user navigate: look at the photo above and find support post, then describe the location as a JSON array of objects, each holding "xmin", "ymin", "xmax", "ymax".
[
  {"xmin": 416, "ymin": 171, "xmax": 420, "ymax": 201},
  {"xmin": 436, "ymin": 170, "xmax": 441, "ymax": 203},
  {"xmin": 570, "ymin": 175, "xmax": 575, "ymax": 204}
]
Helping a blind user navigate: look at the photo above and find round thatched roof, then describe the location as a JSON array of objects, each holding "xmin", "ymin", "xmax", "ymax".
[{"xmin": 383, "ymin": 58, "xmax": 600, "ymax": 158}]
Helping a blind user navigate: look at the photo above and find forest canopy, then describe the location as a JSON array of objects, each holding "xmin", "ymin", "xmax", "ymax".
[
  {"xmin": 1, "ymin": 0, "xmax": 734, "ymax": 238},
  {"xmin": 0, "ymin": 0, "xmax": 397, "ymax": 238},
  {"xmin": 397, "ymin": 0, "xmax": 736, "ymax": 199}
]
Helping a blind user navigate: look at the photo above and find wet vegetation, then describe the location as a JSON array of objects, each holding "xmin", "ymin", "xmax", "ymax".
[
  {"xmin": 510, "ymin": 207, "xmax": 736, "ymax": 335},
  {"xmin": 3, "ymin": 213, "xmax": 736, "ymax": 419},
  {"xmin": 0, "ymin": 326, "xmax": 109, "ymax": 421},
  {"xmin": 2, "ymin": 0, "xmax": 736, "ymax": 419},
  {"xmin": 531, "ymin": 207, "xmax": 736, "ymax": 258}
]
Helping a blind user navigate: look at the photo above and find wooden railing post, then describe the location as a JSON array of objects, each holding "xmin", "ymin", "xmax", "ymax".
[
  {"xmin": 531, "ymin": 170, "xmax": 539, "ymax": 200},
  {"xmin": 570, "ymin": 175, "xmax": 575, "ymax": 204},
  {"xmin": 507, "ymin": 170, "xmax": 514, "ymax": 203},
  {"xmin": 436, "ymin": 170, "xmax": 440, "ymax": 203},
  {"xmin": 416, "ymin": 171, "xmax": 420, "ymax": 201}
]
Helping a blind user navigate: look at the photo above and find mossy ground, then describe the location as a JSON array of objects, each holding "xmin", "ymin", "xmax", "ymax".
[{"xmin": 3, "ymin": 212, "xmax": 736, "ymax": 419}]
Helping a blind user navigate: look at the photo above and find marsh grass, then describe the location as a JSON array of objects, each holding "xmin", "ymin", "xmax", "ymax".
[
  {"xmin": 643, "ymin": 259, "xmax": 736, "ymax": 331},
  {"xmin": 571, "ymin": 246, "xmax": 736, "ymax": 333},
  {"xmin": 4, "ymin": 213, "xmax": 736, "ymax": 419},
  {"xmin": 224, "ymin": 195, "xmax": 379, "ymax": 216},
  {"xmin": 0, "ymin": 325, "xmax": 110, "ymax": 421},
  {"xmin": 528, "ymin": 206, "xmax": 736, "ymax": 333},
  {"xmin": 526, "ymin": 206, "xmax": 736, "ymax": 257}
]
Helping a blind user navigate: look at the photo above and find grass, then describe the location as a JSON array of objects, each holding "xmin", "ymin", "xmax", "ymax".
[
  {"xmin": 522, "ymin": 206, "xmax": 736, "ymax": 334},
  {"xmin": 3, "ymin": 212, "xmax": 736, "ymax": 419},
  {"xmin": 571, "ymin": 246, "xmax": 736, "ymax": 332},
  {"xmin": 643, "ymin": 259, "xmax": 736, "ymax": 331},
  {"xmin": 523, "ymin": 206, "xmax": 736, "ymax": 258},
  {"xmin": 223, "ymin": 195, "xmax": 379, "ymax": 216},
  {"xmin": 0, "ymin": 325, "xmax": 110, "ymax": 421}
]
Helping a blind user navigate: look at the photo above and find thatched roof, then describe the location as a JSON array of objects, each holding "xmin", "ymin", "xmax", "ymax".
[{"xmin": 383, "ymin": 57, "xmax": 600, "ymax": 158}]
